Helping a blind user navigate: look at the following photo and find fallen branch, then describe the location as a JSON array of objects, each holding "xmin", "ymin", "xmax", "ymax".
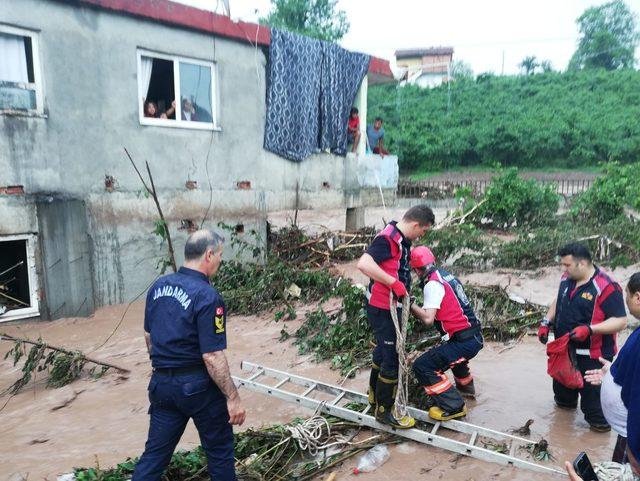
[
  {"xmin": 1, "ymin": 333, "xmax": 130, "ymax": 373},
  {"xmin": 124, "ymin": 148, "xmax": 177, "ymax": 273},
  {"xmin": 1, "ymin": 333, "xmax": 130, "ymax": 396}
]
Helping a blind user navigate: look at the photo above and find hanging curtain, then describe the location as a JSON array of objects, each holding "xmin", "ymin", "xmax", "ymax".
[
  {"xmin": 0, "ymin": 33, "xmax": 29, "ymax": 83},
  {"xmin": 264, "ymin": 29, "xmax": 371, "ymax": 162},
  {"xmin": 139, "ymin": 56, "xmax": 153, "ymax": 103},
  {"xmin": 319, "ymin": 43, "xmax": 370, "ymax": 156},
  {"xmin": 264, "ymin": 29, "xmax": 322, "ymax": 162}
]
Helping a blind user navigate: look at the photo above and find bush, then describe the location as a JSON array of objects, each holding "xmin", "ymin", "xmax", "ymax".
[
  {"xmin": 471, "ymin": 168, "xmax": 559, "ymax": 229},
  {"xmin": 367, "ymin": 70, "xmax": 640, "ymax": 172},
  {"xmin": 571, "ymin": 162, "xmax": 640, "ymax": 223}
]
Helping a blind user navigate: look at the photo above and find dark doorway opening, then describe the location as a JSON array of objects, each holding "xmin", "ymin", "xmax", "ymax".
[{"xmin": 0, "ymin": 240, "xmax": 31, "ymax": 313}]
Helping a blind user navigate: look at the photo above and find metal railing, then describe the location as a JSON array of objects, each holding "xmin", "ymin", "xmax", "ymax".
[{"xmin": 397, "ymin": 178, "xmax": 596, "ymax": 199}]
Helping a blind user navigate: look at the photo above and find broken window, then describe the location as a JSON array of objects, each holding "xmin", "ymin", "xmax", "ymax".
[
  {"xmin": 0, "ymin": 235, "xmax": 39, "ymax": 322},
  {"xmin": 0, "ymin": 26, "xmax": 42, "ymax": 113},
  {"xmin": 138, "ymin": 50, "xmax": 217, "ymax": 129}
]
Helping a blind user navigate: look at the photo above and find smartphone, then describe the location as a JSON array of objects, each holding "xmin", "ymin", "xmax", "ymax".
[{"xmin": 573, "ymin": 451, "xmax": 599, "ymax": 481}]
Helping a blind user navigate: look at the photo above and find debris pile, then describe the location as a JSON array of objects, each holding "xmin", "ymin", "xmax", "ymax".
[
  {"xmin": 72, "ymin": 414, "xmax": 397, "ymax": 481},
  {"xmin": 270, "ymin": 225, "xmax": 377, "ymax": 268}
]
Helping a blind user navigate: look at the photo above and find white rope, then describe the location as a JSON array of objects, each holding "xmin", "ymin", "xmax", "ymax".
[
  {"xmin": 389, "ymin": 291, "xmax": 411, "ymax": 419},
  {"xmin": 594, "ymin": 462, "xmax": 639, "ymax": 481}
]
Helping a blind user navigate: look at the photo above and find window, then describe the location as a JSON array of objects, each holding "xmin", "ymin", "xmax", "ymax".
[
  {"xmin": 138, "ymin": 49, "xmax": 218, "ymax": 130},
  {"xmin": 0, "ymin": 235, "xmax": 40, "ymax": 322},
  {"xmin": 0, "ymin": 25, "xmax": 43, "ymax": 114}
]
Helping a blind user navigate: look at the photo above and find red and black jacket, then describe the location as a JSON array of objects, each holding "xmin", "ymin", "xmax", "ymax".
[
  {"xmin": 553, "ymin": 267, "xmax": 626, "ymax": 359},
  {"xmin": 366, "ymin": 221, "xmax": 411, "ymax": 310}
]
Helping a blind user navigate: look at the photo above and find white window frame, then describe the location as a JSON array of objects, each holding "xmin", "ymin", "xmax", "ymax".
[
  {"xmin": 0, "ymin": 234, "xmax": 40, "ymax": 322},
  {"xmin": 0, "ymin": 24, "xmax": 44, "ymax": 115},
  {"xmin": 137, "ymin": 49, "xmax": 219, "ymax": 131}
]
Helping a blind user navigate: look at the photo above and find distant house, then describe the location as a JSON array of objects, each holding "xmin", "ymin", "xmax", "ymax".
[
  {"xmin": 395, "ymin": 47, "xmax": 454, "ymax": 88},
  {"xmin": 0, "ymin": 0, "xmax": 396, "ymax": 322}
]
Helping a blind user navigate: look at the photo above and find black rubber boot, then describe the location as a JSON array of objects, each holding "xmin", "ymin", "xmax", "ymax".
[
  {"xmin": 368, "ymin": 363, "xmax": 380, "ymax": 409},
  {"xmin": 455, "ymin": 379, "xmax": 476, "ymax": 399},
  {"xmin": 375, "ymin": 375, "xmax": 415, "ymax": 429}
]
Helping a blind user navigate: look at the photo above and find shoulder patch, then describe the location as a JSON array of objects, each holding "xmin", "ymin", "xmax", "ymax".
[
  {"xmin": 216, "ymin": 306, "xmax": 224, "ymax": 316},
  {"xmin": 214, "ymin": 315, "xmax": 225, "ymax": 334}
]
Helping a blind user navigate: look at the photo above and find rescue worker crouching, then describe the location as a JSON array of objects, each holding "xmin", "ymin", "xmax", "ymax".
[
  {"xmin": 409, "ymin": 246, "xmax": 484, "ymax": 421},
  {"xmin": 357, "ymin": 205, "xmax": 435, "ymax": 429},
  {"xmin": 538, "ymin": 243, "xmax": 627, "ymax": 432}
]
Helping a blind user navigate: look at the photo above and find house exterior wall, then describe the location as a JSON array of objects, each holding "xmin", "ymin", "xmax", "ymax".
[{"xmin": 0, "ymin": 0, "xmax": 397, "ymax": 317}]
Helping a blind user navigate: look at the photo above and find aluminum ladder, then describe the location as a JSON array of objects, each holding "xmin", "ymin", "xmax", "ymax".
[{"xmin": 233, "ymin": 361, "xmax": 565, "ymax": 477}]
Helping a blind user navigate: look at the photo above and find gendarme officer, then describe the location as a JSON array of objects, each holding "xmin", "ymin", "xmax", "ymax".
[{"xmin": 133, "ymin": 229, "xmax": 246, "ymax": 481}]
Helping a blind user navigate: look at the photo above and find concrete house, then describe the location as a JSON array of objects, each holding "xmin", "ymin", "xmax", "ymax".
[
  {"xmin": 0, "ymin": 0, "xmax": 396, "ymax": 322},
  {"xmin": 395, "ymin": 47, "xmax": 454, "ymax": 88}
]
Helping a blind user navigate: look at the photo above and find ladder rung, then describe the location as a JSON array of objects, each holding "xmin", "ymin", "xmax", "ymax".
[
  {"xmin": 469, "ymin": 432, "xmax": 478, "ymax": 447},
  {"xmin": 248, "ymin": 369, "xmax": 264, "ymax": 381},
  {"xmin": 362, "ymin": 404, "xmax": 371, "ymax": 414},
  {"xmin": 274, "ymin": 377, "xmax": 290, "ymax": 388},
  {"xmin": 301, "ymin": 383, "xmax": 317, "ymax": 397},
  {"xmin": 508, "ymin": 440, "xmax": 517, "ymax": 457},
  {"xmin": 330, "ymin": 391, "xmax": 346, "ymax": 405},
  {"xmin": 431, "ymin": 422, "xmax": 441, "ymax": 435}
]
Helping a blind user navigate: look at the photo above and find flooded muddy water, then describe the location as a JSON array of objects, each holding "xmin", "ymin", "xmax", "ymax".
[{"xmin": 1, "ymin": 263, "xmax": 638, "ymax": 480}]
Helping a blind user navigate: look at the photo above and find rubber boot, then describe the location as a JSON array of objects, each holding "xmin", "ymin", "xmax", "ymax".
[
  {"xmin": 455, "ymin": 378, "xmax": 476, "ymax": 399},
  {"xmin": 429, "ymin": 405, "xmax": 468, "ymax": 421},
  {"xmin": 368, "ymin": 363, "xmax": 380, "ymax": 410},
  {"xmin": 375, "ymin": 375, "xmax": 415, "ymax": 429}
]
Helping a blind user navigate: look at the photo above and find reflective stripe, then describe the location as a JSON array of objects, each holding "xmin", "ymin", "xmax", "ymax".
[
  {"xmin": 455, "ymin": 375, "xmax": 473, "ymax": 386},
  {"xmin": 425, "ymin": 378, "xmax": 454, "ymax": 395},
  {"xmin": 575, "ymin": 349, "xmax": 591, "ymax": 356},
  {"xmin": 441, "ymin": 333, "xmax": 450, "ymax": 342}
]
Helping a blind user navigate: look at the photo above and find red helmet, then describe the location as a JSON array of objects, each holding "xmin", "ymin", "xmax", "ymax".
[{"xmin": 410, "ymin": 246, "xmax": 436, "ymax": 269}]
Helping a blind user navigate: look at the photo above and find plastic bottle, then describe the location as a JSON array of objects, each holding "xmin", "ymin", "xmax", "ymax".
[{"xmin": 353, "ymin": 445, "xmax": 390, "ymax": 474}]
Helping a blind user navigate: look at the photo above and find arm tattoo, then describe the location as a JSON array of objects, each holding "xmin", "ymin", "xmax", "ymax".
[{"xmin": 203, "ymin": 351, "xmax": 238, "ymax": 400}]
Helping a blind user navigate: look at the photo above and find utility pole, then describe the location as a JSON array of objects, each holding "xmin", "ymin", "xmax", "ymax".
[{"xmin": 501, "ymin": 50, "xmax": 505, "ymax": 76}]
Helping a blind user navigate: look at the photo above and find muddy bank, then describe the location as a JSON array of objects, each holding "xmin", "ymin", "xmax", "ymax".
[{"xmin": 2, "ymin": 266, "xmax": 637, "ymax": 480}]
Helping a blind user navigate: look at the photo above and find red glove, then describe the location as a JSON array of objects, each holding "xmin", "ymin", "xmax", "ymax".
[
  {"xmin": 537, "ymin": 325, "xmax": 550, "ymax": 345},
  {"xmin": 570, "ymin": 325, "xmax": 592, "ymax": 342},
  {"xmin": 390, "ymin": 280, "xmax": 408, "ymax": 299}
]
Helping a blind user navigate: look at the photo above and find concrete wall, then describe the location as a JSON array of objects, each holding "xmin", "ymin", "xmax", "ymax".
[{"xmin": 0, "ymin": 0, "xmax": 396, "ymax": 313}]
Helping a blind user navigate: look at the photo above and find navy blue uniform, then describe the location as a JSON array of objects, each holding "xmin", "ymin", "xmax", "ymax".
[
  {"xmin": 133, "ymin": 267, "xmax": 236, "ymax": 481},
  {"xmin": 551, "ymin": 267, "xmax": 626, "ymax": 427}
]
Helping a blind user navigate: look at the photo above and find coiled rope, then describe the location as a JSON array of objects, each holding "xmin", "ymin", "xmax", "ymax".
[{"xmin": 389, "ymin": 292, "xmax": 411, "ymax": 420}]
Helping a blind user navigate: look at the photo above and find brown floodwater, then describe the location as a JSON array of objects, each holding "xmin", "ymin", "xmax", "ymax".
[{"xmin": 1, "ymin": 264, "xmax": 638, "ymax": 480}]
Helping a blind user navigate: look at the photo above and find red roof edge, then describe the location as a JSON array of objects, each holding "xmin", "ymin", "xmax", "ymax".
[{"xmin": 75, "ymin": 0, "xmax": 392, "ymax": 79}]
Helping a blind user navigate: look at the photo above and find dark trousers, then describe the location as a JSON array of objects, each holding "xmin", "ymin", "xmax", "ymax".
[
  {"xmin": 612, "ymin": 435, "xmax": 628, "ymax": 463},
  {"xmin": 553, "ymin": 355, "xmax": 611, "ymax": 426},
  {"xmin": 413, "ymin": 335, "xmax": 483, "ymax": 412},
  {"xmin": 367, "ymin": 305, "xmax": 401, "ymax": 380},
  {"xmin": 132, "ymin": 371, "xmax": 236, "ymax": 481}
]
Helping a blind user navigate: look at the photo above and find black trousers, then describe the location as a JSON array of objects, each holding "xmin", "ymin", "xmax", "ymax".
[
  {"xmin": 366, "ymin": 304, "xmax": 401, "ymax": 380},
  {"xmin": 552, "ymin": 355, "xmax": 611, "ymax": 426}
]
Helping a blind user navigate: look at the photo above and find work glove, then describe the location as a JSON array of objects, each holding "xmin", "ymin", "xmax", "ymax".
[
  {"xmin": 390, "ymin": 280, "xmax": 408, "ymax": 299},
  {"xmin": 570, "ymin": 325, "xmax": 592, "ymax": 342},
  {"xmin": 537, "ymin": 322, "xmax": 550, "ymax": 345}
]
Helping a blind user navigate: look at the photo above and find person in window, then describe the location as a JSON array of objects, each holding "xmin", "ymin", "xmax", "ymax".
[
  {"xmin": 144, "ymin": 100, "xmax": 176, "ymax": 119},
  {"xmin": 347, "ymin": 107, "xmax": 361, "ymax": 153},
  {"xmin": 181, "ymin": 98, "xmax": 198, "ymax": 122}
]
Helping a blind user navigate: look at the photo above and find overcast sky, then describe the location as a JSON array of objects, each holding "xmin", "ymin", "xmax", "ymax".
[{"xmin": 174, "ymin": 0, "xmax": 640, "ymax": 75}]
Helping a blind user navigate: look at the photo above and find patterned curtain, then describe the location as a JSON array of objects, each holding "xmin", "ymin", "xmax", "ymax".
[
  {"xmin": 319, "ymin": 43, "xmax": 370, "ymax": 156},
  {"xmin": 264, "ymin": 29, "xmax": 371, "ymax": 162}
]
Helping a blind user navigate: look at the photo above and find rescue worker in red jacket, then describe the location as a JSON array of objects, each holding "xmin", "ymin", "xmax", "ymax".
[
  {"xmin": 538, "ymin": 243, "xmax": 627, "ymax": 432},
  {"xmin": 410, "ymin": 246, "xmax": 483, "ymax": 421},
  {"xmin": 357, "ymin": 205, "xmax": 435, "ymax": 429}
]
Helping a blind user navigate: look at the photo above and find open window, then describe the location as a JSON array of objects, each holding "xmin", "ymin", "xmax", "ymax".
[
  {"xmin": 138, "ymin": 49, "xmax": 218, "ymax": 130},
  {"xmin": 0, "ymin": 25, "xmax": 43, "ymax": 114},
  {"xmin": 0, "ymin": 235, "xmax": 39, "ymax": 322}
]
